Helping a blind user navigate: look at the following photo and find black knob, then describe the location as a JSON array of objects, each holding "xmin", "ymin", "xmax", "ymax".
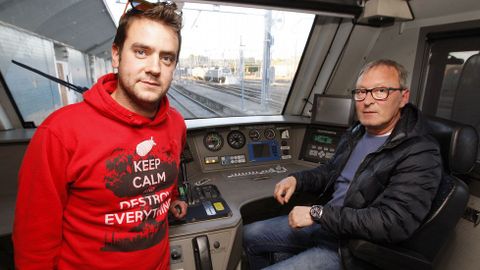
[
  {"xmin": 213, "ymin": 241, "xmax": 220, "ymax": 249},
  {"xmin": 171, "ymin": 249, "xmax": 182, "ymax": 260}
]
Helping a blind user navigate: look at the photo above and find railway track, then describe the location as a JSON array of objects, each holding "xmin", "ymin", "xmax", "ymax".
[
  {"xmin": 195, "ymin": 80, "xmax": 284, "ymax": 109},
  {"xmin": 168, "ymin": 86, "xmax": 222, "ymax": 118},
  {"xmin": 167, "ymin": 79, "xmax": 286, "ymax": 118}
]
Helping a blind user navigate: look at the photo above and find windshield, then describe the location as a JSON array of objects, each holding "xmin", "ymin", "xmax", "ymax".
[{"xmin": 0, "ymin": 1, "xmax": 314, "ymax": 126}]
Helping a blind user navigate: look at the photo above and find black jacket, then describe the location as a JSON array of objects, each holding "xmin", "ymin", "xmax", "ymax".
[{"xmin": 291, "ymin": 104, "xmax": 442, "ymax": 262}]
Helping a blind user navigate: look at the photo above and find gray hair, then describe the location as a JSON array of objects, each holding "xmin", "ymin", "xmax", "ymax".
[{"xmin": 357, "ymin": 59, "xmax": 408, "ymax": 89}]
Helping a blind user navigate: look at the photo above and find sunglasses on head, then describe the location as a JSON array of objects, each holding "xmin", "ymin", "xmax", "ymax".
[{"xmin": 122, "ymin": 0, "xmax": 180, "ymax": 16}]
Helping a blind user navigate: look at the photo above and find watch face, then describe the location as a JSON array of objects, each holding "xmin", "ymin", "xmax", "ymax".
[{"xmin": 310, "ymin": 205, "xmax": 323, "ymax": 220}]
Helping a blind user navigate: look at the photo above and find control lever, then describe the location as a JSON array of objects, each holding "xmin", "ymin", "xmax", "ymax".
[
  {"xmin": 179, "ymin": 161, "xmax": 193, "ymax": 205},
  {"xmin": 181, "ymin": 161, "xmax": 188, "ymax": 185},
  {"xmin": 192, "ymin": 235, "xmax": 213, "ymax": 270}
]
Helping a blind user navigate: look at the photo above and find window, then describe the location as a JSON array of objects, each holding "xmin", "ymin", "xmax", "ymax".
[
  {"xmin": 171, "ymin": 3, "xmax": 314, "ymax": 119},
  {"xmin": 0, "ymin": 1, "xmax": 314, "ymax": 126}
]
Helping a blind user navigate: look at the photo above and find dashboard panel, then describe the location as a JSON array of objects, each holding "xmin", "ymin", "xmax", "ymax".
[
  {"xmin": 189, "ymin": 124, "xmax": 306, "ymax": 173},
  {"xmin": 168, "ymin": 118, "xmax": 347, "ymax": 270}
]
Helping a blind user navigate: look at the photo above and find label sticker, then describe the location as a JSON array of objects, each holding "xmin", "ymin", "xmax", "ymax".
[{"xmin": 213, "ymin": 202, "xmax": 225, "ymax": 211}]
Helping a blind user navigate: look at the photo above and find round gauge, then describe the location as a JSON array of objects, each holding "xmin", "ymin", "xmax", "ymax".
[
  {"xmin": 203, "ymin": 132, "xmax": 224, "ymax": 152},
  {"xmin": 249, "ymin": 129, "xmax": 261, "ymax": 141},
  {"xmin": 227, "ymin": 130, "xmax": 246, "ymax": 149},
  {"xmin": 264, "ymin": 128, "xmax": 276, "ymax": 140}
]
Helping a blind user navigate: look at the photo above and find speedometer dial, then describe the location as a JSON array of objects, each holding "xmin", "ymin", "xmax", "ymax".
[
  {"xmin": 249, "ymin": 129, "xmax": 261, "ymax": 141},
  {"xmin": 264, "ymin": 128, "xmax": 276, "ymax": 140},
  {"xmin": 227, "ymin": 130, "xmax": 246, "ymax": 149},
  {"xmin": 203, "ymin": 132, "xmax": 224, "ymax": 152}
]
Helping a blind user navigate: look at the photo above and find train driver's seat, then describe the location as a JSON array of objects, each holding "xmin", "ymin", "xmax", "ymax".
[{"xmin": 344, "ymin": 115, "xmax": 478, "ymax": 270}]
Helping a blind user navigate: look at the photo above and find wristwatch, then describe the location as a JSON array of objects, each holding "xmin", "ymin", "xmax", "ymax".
[{"xmin": 310, "ymin": 205, "xmax": 323, "ymax": 222}]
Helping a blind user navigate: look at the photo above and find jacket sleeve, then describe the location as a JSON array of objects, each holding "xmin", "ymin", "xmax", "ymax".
[
  {"xmin": 13, "ymin": 127, "xmax": 71, "ymax": 269},
  {"xmin": 320, "ymin": 141, "xmax": 442, "ymax": 243}
]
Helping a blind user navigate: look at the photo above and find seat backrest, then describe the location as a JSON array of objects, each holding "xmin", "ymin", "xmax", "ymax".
[
  {"xmin": 399, "ymin": 115, "xmax": 478, "ymax": 260},
  {"xmin": 451, "ymin": 54, "xmax": 480, "ymax": 130},
  {"xmin": 424, "ymin": 115, "xmax": 478, "ymax": 174},
  {"xmin": 451, "ymin": 54, "xmax": 480, "ymax": 160}
]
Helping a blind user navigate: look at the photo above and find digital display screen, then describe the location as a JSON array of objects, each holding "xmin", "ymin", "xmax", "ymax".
[
  {"xmin": 248, "ymin": 141, "xmax": 280, "ymax": 162},
  {"xmin": 313, "ymin": 134, "xmax": 333, "ymax": 144},
  {"xmin": 252, "ymin": 143, "xmax": 271, "ymax": 158},
  {"xmin": 311, "ymin": 95, "xmax": 354, "ymax": 127}
]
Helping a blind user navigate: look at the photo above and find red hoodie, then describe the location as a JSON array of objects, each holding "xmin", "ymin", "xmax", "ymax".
[{"xmin": 13, "ymin": 73, "xmax": 186, "ymax": 270}]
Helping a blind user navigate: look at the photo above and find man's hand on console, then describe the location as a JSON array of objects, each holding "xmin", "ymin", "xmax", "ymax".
[
  {"xmin": 288, "ymin": 206, "xmax": 314, "ymax": 229},
  {"xmin": 170, "ymin": 200, "xmax": 188, "ymax": 219},
  {"xmin": 274, "ymin": 176, "xmax": 297, "ymax": 205}
]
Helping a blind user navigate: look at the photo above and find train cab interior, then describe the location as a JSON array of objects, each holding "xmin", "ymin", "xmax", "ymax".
[{"xmin": 1, "ymin": 0, "xmax": 480, "ymax": 269}]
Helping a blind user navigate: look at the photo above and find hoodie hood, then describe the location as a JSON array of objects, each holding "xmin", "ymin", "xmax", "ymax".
[
  {"xmin": 388, "ymin": 103, "xmax": 428, "ymax": 142},
  {"xmin": 83, "ymin": 73, "xmax": 171, "ymax": 127}
]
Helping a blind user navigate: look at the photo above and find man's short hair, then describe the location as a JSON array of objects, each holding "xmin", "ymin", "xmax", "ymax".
[
  {"xmin": 113, "ymin": 2, "xmax": 183, "ymax": 57},
  {"xmin": 357, "ymin": 59, "xmax": 408, "ymax": 89}
]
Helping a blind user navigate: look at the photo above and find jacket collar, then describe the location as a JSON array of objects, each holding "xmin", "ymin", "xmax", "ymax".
[{"xmin": 350, "ymin": 103, "xmax": 425, "ymax": 145}]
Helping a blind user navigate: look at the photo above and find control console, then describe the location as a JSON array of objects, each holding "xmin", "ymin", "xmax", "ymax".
[
  {"xmin": 300, "ymin": 126, "xmax": 346, "ymax": 164},
  {"xmin": 170, "ymin": 184, "xmax": 231, "ymax": 225},
  {"xmin": 196, "ymin": 125, "xmax": 295, "ymax": 172}
]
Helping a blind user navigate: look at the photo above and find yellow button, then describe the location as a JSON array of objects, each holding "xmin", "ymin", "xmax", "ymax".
[{"xmin": 213, "ymin": 202, "xmax": 225, "ymax": 211}]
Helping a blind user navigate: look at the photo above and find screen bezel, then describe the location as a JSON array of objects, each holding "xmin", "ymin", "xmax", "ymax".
[
  {"xmin": 311, "ymin": 94, "xmax": 354, "ymax": 127},
  {"xmin": 247, "ymin": 141, "xmax": 280, "ymax": 162}
]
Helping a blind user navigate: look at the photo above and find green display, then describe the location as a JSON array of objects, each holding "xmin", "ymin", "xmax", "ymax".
[{"xmin": 313, "ymin": 134, "xmax": 332, "ymax": 144}]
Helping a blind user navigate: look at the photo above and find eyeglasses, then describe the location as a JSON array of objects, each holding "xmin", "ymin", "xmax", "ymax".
[
  {"xmin": 351, "ymin": 87, "xmax": 404, "ymax": 101},
  {"xmin": 122, "ymin": 0, "xmax": 182, "ymax": 16}
]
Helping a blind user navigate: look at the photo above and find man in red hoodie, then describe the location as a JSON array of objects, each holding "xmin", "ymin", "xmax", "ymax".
[{"xmin": 13, "ymin": 1, "xmax": 187, "ymax": 269}]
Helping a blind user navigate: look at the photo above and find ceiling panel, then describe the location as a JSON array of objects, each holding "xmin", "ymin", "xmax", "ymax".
[{"xmin": 0, "ymin": 0, "xmax": 116, "ymax": 58}]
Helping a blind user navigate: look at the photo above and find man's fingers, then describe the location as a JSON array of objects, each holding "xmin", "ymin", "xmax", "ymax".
[
  {"xmin": 274, "ymin": 185, "xmax": 286, "ymax": 204},
  {"xmin": 175, "ymin": 205, "xmax": 182, "ymax": 215},
  {"xmin": 283, "ymin": 188, "xmax": 294, "ymax": 204}
]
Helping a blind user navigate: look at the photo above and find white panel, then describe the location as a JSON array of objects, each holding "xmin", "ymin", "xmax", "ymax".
[
  {"xmin": 284, "ymin": 17, "xmax": 341, "ymax": 115},
  {"xmin": 326, "ymin": 25, "xmax": 381, "ymax": 95}
]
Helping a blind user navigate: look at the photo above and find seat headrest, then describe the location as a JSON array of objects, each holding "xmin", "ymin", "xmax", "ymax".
[{"xmin": 425, "ymin": 115, "xmax": 478, "ymax": 174}]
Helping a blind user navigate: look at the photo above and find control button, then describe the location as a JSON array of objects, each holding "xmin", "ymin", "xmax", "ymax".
[
  {"xmin": 171, "ymin": 249, "xmax": 182, "ymax": 260},
  {"xmin": 213, "ymin": 202, "xmax": 225, "ymax": 211},
  {"xmin": 203, "ymin": 201, "xmax": 216, "ymax": 215},
  {"xmin": 280, "ymin": 129, "xmax": 290, "ymax": 139},
  {"xmin": 205, "ymin": 156, "xmax": 219, "ymax": 164},
  {"xmin": 213, "ymin": 241, "xmax": 221, "ymax": 249}
]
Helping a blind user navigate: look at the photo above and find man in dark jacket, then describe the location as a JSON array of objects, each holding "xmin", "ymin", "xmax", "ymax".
[{"xmin": 243, "ymin": 59, "xmax": 442, "ymax": 270}]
